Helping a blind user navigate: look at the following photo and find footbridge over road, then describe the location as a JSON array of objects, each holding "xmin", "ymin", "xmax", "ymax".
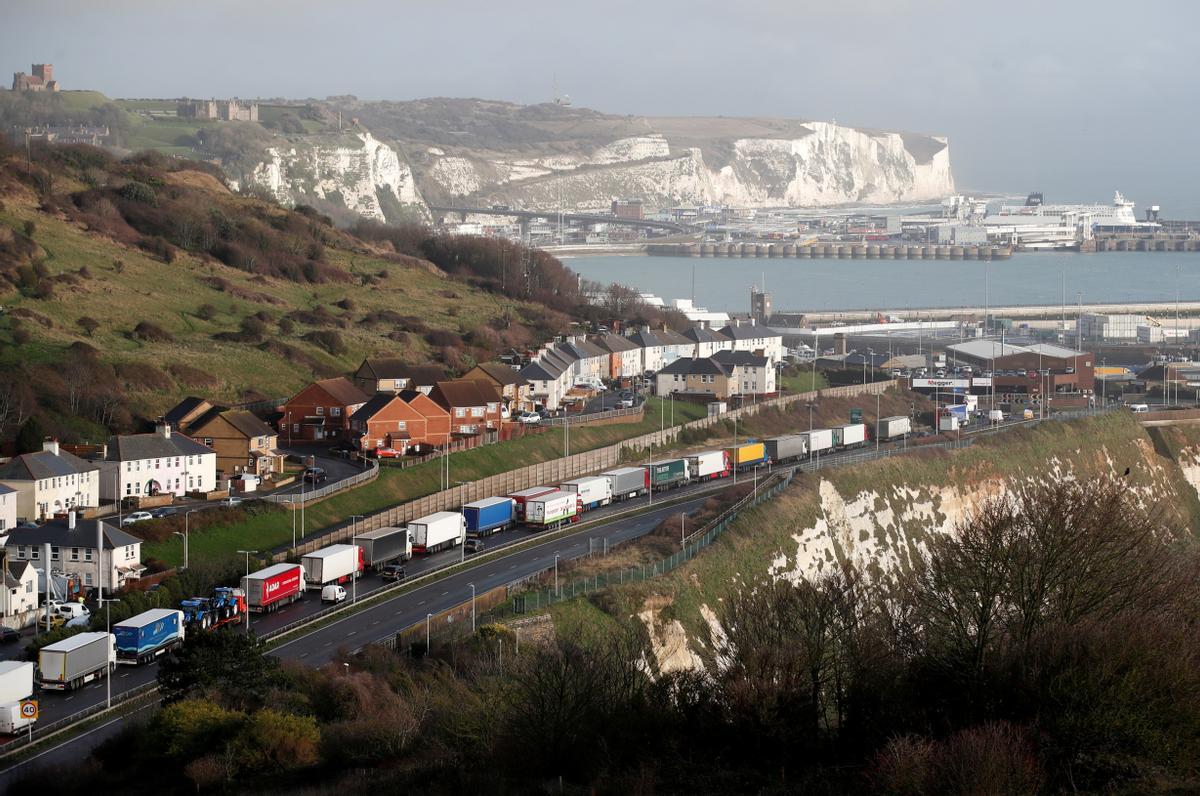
[{"xmin": 429, "ymin": 204, "xmax": 694, "ymax": 235}]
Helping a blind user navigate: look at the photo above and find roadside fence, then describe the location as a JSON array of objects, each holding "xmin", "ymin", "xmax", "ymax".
[{"xmin": 261, "ymin": 458, "xmax": 379, "ymax": 508}]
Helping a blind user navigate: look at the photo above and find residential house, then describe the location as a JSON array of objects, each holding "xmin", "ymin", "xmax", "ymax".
[
  {"xmin": 683, "ymin": 326, "xmax": 733, "ymax": 359},
  {"xmin": 429, "ymin": 380, "xmax": 503, "ymax": 437},
  {"xmin": 0, "ymin": 557, "xmax": 37, "ymax": 622},
  {"xmin": 350, "ymin": 391, "xmax": 451, "ymax": 455},
  {"xmin": 0, "ymin": 485, "xmax": 14, "ymax": 533},
  {"xmin": 0, "ymin": 440, "xmax": 100, "ymax": 522},
  {"xmin": 519, "ymin": 358, "xmax": 568, "ymax": 411},
  {"xmin": 712, "ymin": 349, "xmax": 777, "ymax": 396},
  {"xmin": 186, "ymin": 408, "xmax": 285, "ymax": 477},
  {"xmin": 629, "ymin": 328, "xmax": 668, "ymax": 374},
  {"xmin": 717, "ymin": 321, "xmax": 784, "ymax": 364},
  {"xmin": 655, "ymin": 357, "xmax": 734, "ymax": 399},
  {"xmin": 590, "ymin": 333, "xmax": 642, "ymax": 380},
  {"xmin": 96, "ymin": 422, "xmax": 217, "ymax": 503},
  {"xmin": 556, "ymin": 338, "xmax": 610, "ymax": 384},
  {"xmin": 399, "ymin": 390, "xmax": 452, "ymax": 449},
  {"xmin": 163, "ymin": 396, "xmax": 214, "ymax": 431},
  {"xmin": 5, "ymin": 513, "xmax": 144, "ymax": 591},
  {"xmin": 463, "ymin": 363, "xmax": 530, "ymax": 414},
  {"xmin": 279, "ymin": 377, "xmax": 369, "ymax": 442},
  {"xmin": 352, "ymin": 358, "xmax": 446, "ymax": 395},
  {"xmin": 656, "ymin": 328, "xmax": 696, "ymax": 368}
]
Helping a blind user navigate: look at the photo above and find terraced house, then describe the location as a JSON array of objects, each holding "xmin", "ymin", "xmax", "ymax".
[
  {"xmin": 350, "ymin": 390, "xmax": 452, "ymax": 455},
  {"xmin": 185, "ymin": 408, "xmax": 285, "ymax": 477},
  {"xmin": 0, "ymin": 440, "xmax": 99, "ymax": 522},
  {"xmin": 429, "ymin": 380, "xmax": 503, "ymax": 438},
  {"xmin": 5, "ymin": 513, "xmax": 143, "ymax": 591},
  {"xmin": 279, "ymin": 377, "xmax": 369, "ymax": 442},
  {"xmin": 93, "ymin": 422, "xmax": 217, "ymax": 502}
]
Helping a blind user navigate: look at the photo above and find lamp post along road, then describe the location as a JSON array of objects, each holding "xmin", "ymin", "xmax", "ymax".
[
  {"xmin": 98, "ymin": 597, "xmax": 120, "ymax": 709},
  {"xmin": 469, "ymin": 583, "xmax": 476, "ymax": 633}
]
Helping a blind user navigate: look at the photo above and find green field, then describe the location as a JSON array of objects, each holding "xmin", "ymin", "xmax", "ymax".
[
  {"xmin": 781, "ymin": 369, "xmax": 828, "ymax": 393},
  {"xmin": 143, "ymin": 397, "xmax": 710, "ymax": 566}
]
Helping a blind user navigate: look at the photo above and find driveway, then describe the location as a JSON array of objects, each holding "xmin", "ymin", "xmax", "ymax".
[{"xmin": 268, "ymin": 444, "xmax": 373, "ymax": 497}]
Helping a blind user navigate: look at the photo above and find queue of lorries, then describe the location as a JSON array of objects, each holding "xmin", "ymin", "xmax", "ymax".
[{"xmin": 4, "ymin": 414, "xmax": 915, "ymax": 736}]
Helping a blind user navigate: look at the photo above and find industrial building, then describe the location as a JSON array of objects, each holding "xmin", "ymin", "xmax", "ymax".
[{"xmin": 944, "ymin": 340, "xmax": 1094, "ymax": 397}]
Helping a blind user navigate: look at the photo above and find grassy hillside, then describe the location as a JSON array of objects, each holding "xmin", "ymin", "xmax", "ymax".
[
  {"xmin": 0, "ymin": 141, "xmax": 568, "ymax": 438},
  {"xmin": 533, "ymin": 412, "xmax": 1200, "ymax": 667}
]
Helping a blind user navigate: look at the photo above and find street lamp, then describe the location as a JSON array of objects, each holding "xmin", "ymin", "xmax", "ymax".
[
  {"xmin": 173, "ymin": 531, "xmax": 188, "ymax": 571},
  {"xmin": 469, "ymin": 583, "xmax": 476, "ymax": 633},
  {"xmin": 98, "ymin": 597, "xmax": 120, "ymax": 709},
  {"xmin": 287, "ymin": 497, "xmax": 296, "ymax": 553},
  {"xmin": 237, "ymin": 550, "xmax": 257, "ymax": 634},
  {"xmin": 425, "ymin": 612, "xmax": 432, "ymax": 652},
  {"xmin": 554, "ymin": 554, "xmax": 560, "ymax": 597}
]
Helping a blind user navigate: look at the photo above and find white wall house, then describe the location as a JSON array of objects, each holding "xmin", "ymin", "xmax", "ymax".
[
  {"xmin": 96, "ymin": 423, "xmax": 218, "ymax": 502},
  {"xmin": 718, "ymin": 322, "xmax": 785, "ymax": 364},
  {"xmin": 591, "ymin": 334, "xmax": 642, "ymax": 379},
  {"xmin": 684, "ymin": 327, "xmax": 734, "ymax": 359},
  {"xmin": 630, "ymin": 329, "xmax": 667, "ymax": 373},
  {"xmin": 0, "ymin": 559, "xmax": 37, "ymax": 624},
  {"xmin": 5, "ymin": 514, "xmax": 144, "ymax": 592},
  {"xmin": 713, "ymin": 350, "xmax": 778, "ymax": 396},
  {"xmin": 519, "ymin": 360, "xmax": 568, "ymax": 411},
  {"xmin": 0, "ymin": 485, "xmax": 15, "ymax": 534},
  {"xmin": 0, "ymin": 440, "xmax": 100, "ymax": 522}
]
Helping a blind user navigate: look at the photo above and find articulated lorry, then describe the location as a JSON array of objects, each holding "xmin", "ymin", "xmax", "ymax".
[
  {"xmin": 462, "ymin": 497, "xmax": 516, "ymax": 536},
  {"xmin": 409, "ymin": 512, "xmax": 466, "ymax": 554},
  {"xmin": 114, "ymin": 608, "xmax": 185, "ymax": 665},
  {"xmin": 876, "ymin": 416, "xmax": 911, "ymax": 440},
  {"xmin": 0, "ymin": 661, "xmax": 35, "ymax": 734},
  {"xmin": 646, "ymin": 459, "xmax": 689, "ymax": 491},
  {"xmin": 38, "ymin": 632, "xmax": 114, "ymax": 691},
  {"xmin": 180, "ymin": 587, "xmax": 246, "ymax": 632},
  {"xmin": 764, "ymin": 435, "xmax": 807, "ymax": 464},
  {"xmin": 728, "ymin": 442, "xmax": 768, "ymax": 470},
  {"xmin": 687, "ymin": 450, "xmax": 730, "ymax": 481},
  {"xmin": 302, "ymin": 544, "xmax": 364, "ymax": 588},
  {"xmin": 602, "ymin": 467, "xmax": 649, "ymax": 501},
  {"xmin": 242, "ymin": 563, "xmax": 306, "ymax": 613},
  {"xmin": 353, "ymin": 527, "xmax": 413, "ymax": 567},
  {"xmin": 507, "ymin": 487, "xmax": 557, "ymax": 521},
  {"xmin": 524, "ymin": 490, "xmax": 582, "ymax": 529},
  {"xmin": 559, "ymin": 476, "xmax": 612, "ymax": 511}
]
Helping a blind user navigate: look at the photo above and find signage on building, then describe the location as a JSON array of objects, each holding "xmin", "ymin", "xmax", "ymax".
[
  {"xmin": 972, "ymin": 377, "xmax": 993, "ymax": 387},
  {"xmin": 911, "ymin": 378, "xmax": 970, "ymax": 389}
]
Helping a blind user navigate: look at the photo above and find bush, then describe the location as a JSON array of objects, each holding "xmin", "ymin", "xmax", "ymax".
[
  {"xmin": 119, "ymin": 180, "xmax": 157, "ymax": 205},
  {"xmin": 76, "ymin": 316, "xmax": 100, "ymax": 337},
  {"xmin": 304, "ymin": 330, "xmax": 345, "ymax": 356},
  {"xmin": 131, "ymin": 321, "xmax": 175, "ymax": 343},
  {"xmin": 196, "ymin": 303, "xmax": 217, "ymax": 321}
]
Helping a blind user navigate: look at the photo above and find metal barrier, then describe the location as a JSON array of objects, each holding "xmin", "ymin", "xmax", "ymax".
[
  {"xmin": 539, "ymin": 405, "xmax": 644, "ymax": 427},
  {"xmin": 0, "ymin": 680, "xmax": 159, "ymax": 756}
]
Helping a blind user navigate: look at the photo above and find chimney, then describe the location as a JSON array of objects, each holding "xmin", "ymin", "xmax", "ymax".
[
  {"xmin": 42, "ymin": 438, "xmax": 59, "ymax": 456},
  {"xmin": 68, "ymin": 511, "xmax": 76, "ymax": 530},
  {"xmin": 156, "ymin": 420, "xmax": 172, "ymax": 438}
]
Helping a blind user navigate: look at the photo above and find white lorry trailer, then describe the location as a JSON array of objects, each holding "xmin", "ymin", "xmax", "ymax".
[
  {"xmin": 409, "ymin": 512, "xmax": 466, "ymax": 554},
  {"xmin": 39, "ymin": 632, "xmax": 114, "ymax": 691},
  {"xmin": 302, "ymin": 544, "xmax": 364, "ymax": 588}
]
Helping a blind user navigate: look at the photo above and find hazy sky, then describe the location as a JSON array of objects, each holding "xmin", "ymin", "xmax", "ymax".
[{"xmin": 7, "ymin": 0, "xmax": 1199, "ymax": 213}]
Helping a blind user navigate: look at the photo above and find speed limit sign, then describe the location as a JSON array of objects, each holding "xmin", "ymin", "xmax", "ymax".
[{"xmin": 19, "ymin": 700, "xmax": 37, "ymax": 721}]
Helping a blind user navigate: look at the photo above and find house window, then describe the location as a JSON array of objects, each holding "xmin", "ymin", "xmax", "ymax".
[
  {"xmin": 472, "ymin": 407, "xmax": 483, "ymax": 417},
  {"xmin": 397, "ymin": 421, "xmax": 407, "ymax": 430},
  {"xmin": 315, "ymin": 407, "xmax": 325, "ymax": 415},
  {"xmin": 292, "ymin": 424, "xmax": 300, "ymax": 433},
  {"xmin": 84, "ymin": 572, "xmax": 93, "ymax": 586},
  {"xmin": 487, "ymin": 403, "xmax": 497, "ymax": 413},
  {"xmin": 70, "ymin": 548, "xmax": 79, "ymax": 561},
  {"xmin": 50, "ymin": 546, "xmax": 59, "ymax": 561},
  {"xmin": 84, "ymin": 548, "xmax": 92, "ymax": 562},
  {"xmin": 331, "ymin": 407, "xmax": 341, "ymax": 417},
  {"xmin": 204, "ymin": 438, "xmax": 213, "ymax": 447},
  {"xmin": 25, "ymin": 581, "xmax": 32, "ymax": 594},
  {"xmin": 456, "ymin": 408, "xmax": 466, "ymax": 418}
]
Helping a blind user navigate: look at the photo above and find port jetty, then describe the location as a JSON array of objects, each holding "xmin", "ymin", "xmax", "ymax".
[{"xmin": 646, "ymin": 242, "xmax": 1013, "ymax": 260}]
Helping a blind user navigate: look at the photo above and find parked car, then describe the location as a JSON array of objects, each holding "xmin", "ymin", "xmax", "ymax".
[
  {"xmin": 303, "ymin": 467, "xmax": 328, "ymax": 484},
  {"xmin": 222, "ymin": 496, "xmax": 244, "ymax": 508},
  {"xmin": 374, "ymin": 447, "xmax": 403, "ymax": 459},
  {"xmin": 150, "ymin": 507, "xmax": 177, "ymax": 519},
  {"xmin": 321, "ymin": 585, "xmax": 347, "ymax": 603},
  {"xmin": 464, "ymin": 538, "xmax": 485, "ymax": 555},
  {"xmin": 619, "ymin": 397, "xmax": 635, "ymax": 408},
  {"xmin": 380, "ymin": 564, "xmax": 407, "ymax": 582},
  {"xmin": 329, "ymin": 441, "xmax": 356, "ymax": 455},
  {"xmin": 121, "ymin": 511, "xmax": 153, "ymax": 527},
  {"xmin": 517, "ymin": 411, "xmax": 541, "ymax": 424},
  {"xmin": 0, "ymin": 627, "xmax": 20, "ymax": 644}
]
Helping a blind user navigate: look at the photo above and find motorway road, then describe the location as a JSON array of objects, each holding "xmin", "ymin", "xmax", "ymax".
[{"xmin": 0, "ymin": 488, "xmax": 717, "ymax": 785}]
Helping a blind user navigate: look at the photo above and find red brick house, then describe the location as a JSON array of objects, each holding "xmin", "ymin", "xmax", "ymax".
[
  {"xmin": 429, "ymin": 380, "xmax": 504, "ymax": 438},
  {"xmin": 352, "ymin": 358, "xmax": 446, "ymax": 395},
  {"xmin": 350, "ymin": 392, "xmax": 451, "ymax": 455},
  {"xmin": 279, "ymin": 377, "xmax": 369, "ymax": 443}
]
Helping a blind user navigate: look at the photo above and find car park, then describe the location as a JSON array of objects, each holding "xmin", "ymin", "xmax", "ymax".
[{"xmin": 121, "ymin": 511, "xmax": 153, "ymax": 527}]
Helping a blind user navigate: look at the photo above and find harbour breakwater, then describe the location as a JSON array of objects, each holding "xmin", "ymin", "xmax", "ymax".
[{"xmin": 646, "ymin": 242, "xmax": 1013, "ymax": 260}]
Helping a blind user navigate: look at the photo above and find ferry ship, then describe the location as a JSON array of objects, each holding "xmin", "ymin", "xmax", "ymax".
[{"xmin": 981, "ymin": 191, "xmax": 1160, "ymax": 249}]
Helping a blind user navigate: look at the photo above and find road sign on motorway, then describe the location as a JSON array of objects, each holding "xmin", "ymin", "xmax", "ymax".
[{"xmin": 19, "ymin": 700, "xmax": 37, "ymax": 720}]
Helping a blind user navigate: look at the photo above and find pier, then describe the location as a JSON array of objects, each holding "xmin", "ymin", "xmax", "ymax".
[{"xmin": 645, "ymin": 242, "xmax": 1013, "ymax": 260}]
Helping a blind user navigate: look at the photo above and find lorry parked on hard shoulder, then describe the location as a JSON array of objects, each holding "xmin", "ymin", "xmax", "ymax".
[
  {"xmin": 242, "ymin": 563, "xmax": 307, "ymax": 613},
  {"xmin": 524, "ymin": 490, "xmax": 582, "ymax": 529},
  {"xmin": 113, "ymin": 608, "xmax": 185, "ymax": 665},
  {"xmin": 646, "ymin": 458, "xmax": 690, "ymax": 491},
  {"xmin": 507, "ymin": 487, "xmax": 557, "ymax": 521},
  {"xmin": 180, "ymin": 587, "xmax": 246, "ymax": 632},
  {"xmin": 462, "ymin": 497, "xmax": 516, "ymax": 536},
  {"xmin": 764, "ymin": 435, "xmax": 807, "ymax": 465},
  {"xmin": 39, "ymin": 632, "xmax": 115, "ymax": 691},
  {"xmin": 353, "ymin": 526, "xmax": 413, "ymax": 568},
  {"xmin": 0, "ymin": 661, "xmax": 35, "ymax": 734},
  {"xmin": 559, "ymin": 476, "xmax": 612, "ymax": 511},
  {"xmin": 602, "ymin": 467, "xmax": 649, "ymax": 501},
  {"xmin": 409, "ymin": 512, "xmax": 466, "ymax": 554},
  {"xmin": 832, "ymin": 423, "xmax": 867, "ymax": 449},
  {"xmin": 302, "ymin": 544, "xmax": 364, "ymax": 588},
  {"xmin": 687, "ymin": 450, "xmax": 730, "ymax": 481},
  {"xmin": 876, "ymin": 415, "xmax": 911, "ymax": 441},
  {"xmin": 728, "ymin": 442, "xmax": 768, "ymax": 470}
]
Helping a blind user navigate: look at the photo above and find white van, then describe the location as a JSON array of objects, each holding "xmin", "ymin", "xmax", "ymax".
[
  {"xmin": 321, "ymin": 585, "xmax": 347, "ymax": 603},
  {"xmin": 1129, "ymin": 403, "xmax": 1150, "ymax": 413}
]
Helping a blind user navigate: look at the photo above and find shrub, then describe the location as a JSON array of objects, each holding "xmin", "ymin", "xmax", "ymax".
[
  {"xmin": 304, "ymin": 330, "xmax": 345, "ymax": 356},
  {"xmin": 240, "ymin": 316, "xmax": 268, "ymax": 339},
  {"xmin": 196, "ymin": 303, "xmax": 217, "ymax": 321},
  {"xmin": 76, "ymin": 316, "xmax": 100, "ymax": 337},
  {"xmin": 22, "ymin": 220, "xmax": 35, "ymax": 238},
  {"xmin": 277, "ymin": 317, "xmax": 295, "ymax": 336},
  {"xmin": 131, "ymin": 321, "xmax": 175, "ymax": 343},
  {"xmin": 120, "ymin": 180, "xmax": 157, "ymax": 205}
]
